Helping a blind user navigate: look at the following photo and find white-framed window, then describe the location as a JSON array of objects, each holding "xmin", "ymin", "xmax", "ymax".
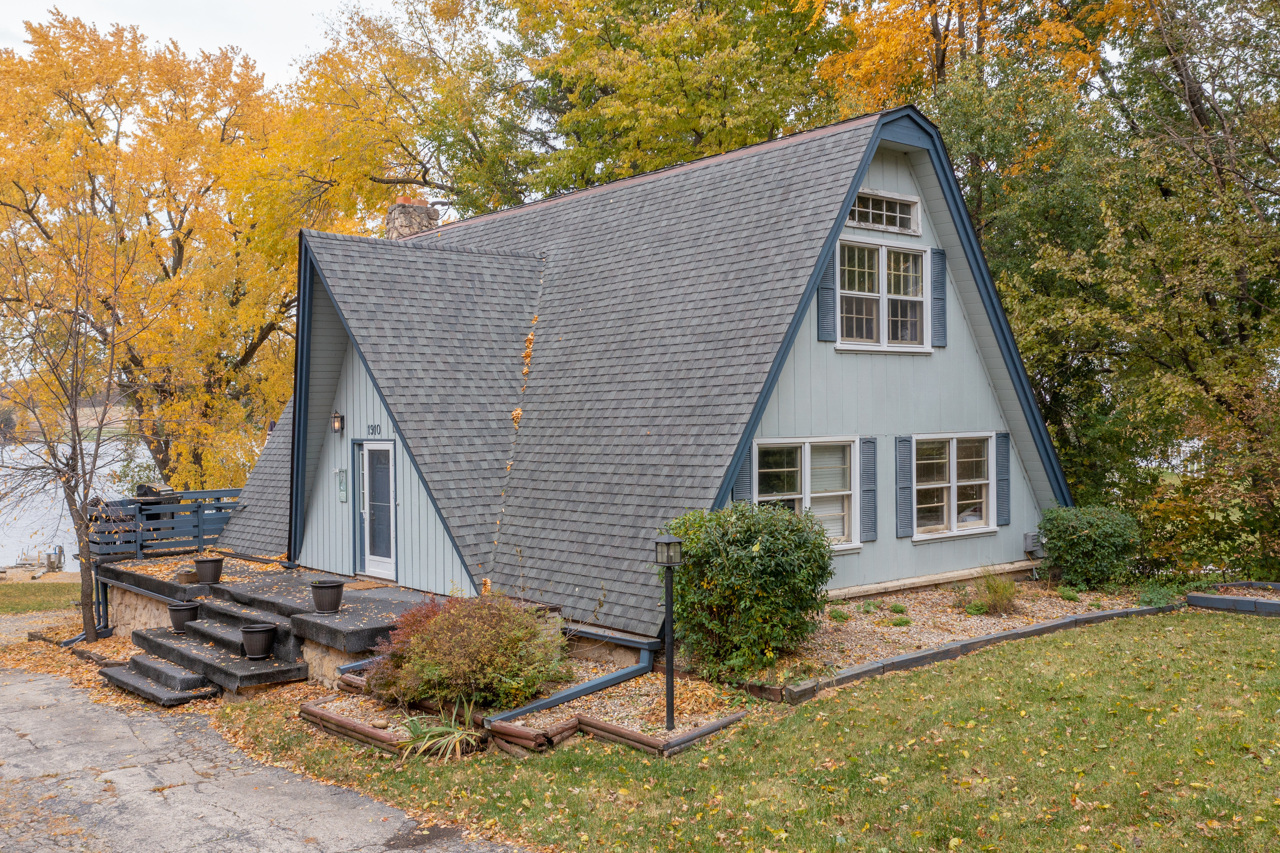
[
  {"xmin": 849, "ymin": 192, "xmax": 918, "ymax": 234},
  {"xmin": 913, "ymin": 434, "xmax": 994, "ymax": 539},
  {"xmin": 839, "ymin": 241, "xmax": 928, "ymax": 349},
  {"xmin": 754, "ymin": 438, "xmax": 859, "ymax": 548}
]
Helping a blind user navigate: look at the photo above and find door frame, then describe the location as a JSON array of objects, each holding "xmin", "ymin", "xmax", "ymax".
[{"xmin": 358, "ymin": 440, "xmax": 396, "ymax": 581}]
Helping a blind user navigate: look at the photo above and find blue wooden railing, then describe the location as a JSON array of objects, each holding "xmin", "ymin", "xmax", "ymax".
[{"xmin": 87, "ymin": 489, "xmax": 241, "ymax": 562}]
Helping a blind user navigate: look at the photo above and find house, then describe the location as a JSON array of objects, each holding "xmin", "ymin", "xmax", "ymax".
[{"xmin": 219, "ymin": 105, "xmax": 1072, "ymax": 641}]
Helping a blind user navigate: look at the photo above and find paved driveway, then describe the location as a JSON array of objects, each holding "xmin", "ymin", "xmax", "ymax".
[{"xmin": 0, "ymin": 669, "xmax": 517, "ymax": 852}]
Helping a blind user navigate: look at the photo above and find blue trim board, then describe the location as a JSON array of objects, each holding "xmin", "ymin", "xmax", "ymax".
[
  {"xmin": 716, "ymin": 106, "xmax": 1073, "ymax": 509},
  {"xmin": 297, "ymin": 232, "xmax": 478, "ymax": 593},
  {"xmin": 287, "ymin": 239, "xmax": 315, "ymax": 561}
]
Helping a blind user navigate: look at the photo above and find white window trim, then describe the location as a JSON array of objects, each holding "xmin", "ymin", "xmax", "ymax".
[
  {"xmin": 834, "ymin": 237, "xmax": 932, "ymax": 354},
  {"xmin": 910, "ymin": 432, "xmax": 998, "ymax": 543},
  {"xmin": 753, "ymin": 436, "xmax": 862, "ymax": 552},
  {"xmin": 848, "ymin": 189, "xmax": 923, "ymax": 237}
]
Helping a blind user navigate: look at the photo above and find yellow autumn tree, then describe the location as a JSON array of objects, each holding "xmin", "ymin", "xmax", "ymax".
[{"xmin": 0, "ymin": 14, "xmax": 299, "ymax": 491}]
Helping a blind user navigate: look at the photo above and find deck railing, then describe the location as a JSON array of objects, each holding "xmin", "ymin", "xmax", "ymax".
[{"xmin": 87, "ymin": 488, "xmax": 241, "ymax": 562}]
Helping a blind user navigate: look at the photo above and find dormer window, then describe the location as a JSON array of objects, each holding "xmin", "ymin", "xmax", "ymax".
[{"xmin": 850, "ymin": 192, "xmax": 918, "ymax": 234}]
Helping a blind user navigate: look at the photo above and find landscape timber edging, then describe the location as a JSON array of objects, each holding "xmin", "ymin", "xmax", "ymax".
[
  {"xmin": 300, "ymin": 696, "xmax": 410, "ymax": 755},
  {"xmin": 1187, "ymin": 585, "xmax": 1280, "ymax": 616},
  {"xmin": 323, "ymin": 674, "xmax": 748, "ymax": 758},
  {"xmin": 779, "ymin": 603, "xmax": 1183, "ymax": 705}
]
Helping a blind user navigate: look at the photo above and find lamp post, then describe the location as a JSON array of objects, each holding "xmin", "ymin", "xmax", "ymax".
[{"xmin": 655, "ymin": 533, "xmax": 683, "ymax": 732}]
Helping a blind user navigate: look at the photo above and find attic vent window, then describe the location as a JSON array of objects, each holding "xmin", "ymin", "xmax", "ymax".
[{"xmin": 850, "ymin": 193, "xmax": 916, "ymax": 233}]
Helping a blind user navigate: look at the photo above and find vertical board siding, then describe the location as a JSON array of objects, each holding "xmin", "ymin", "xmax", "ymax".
[
  {"xmin": 298, "ymin": 341, "xmax": 471, "ymax": 595},
  {"xmin": 302, "ymin": 288, "xmax": 347, "ymax": 510},
  {"xmin": 754, "ymin": 147, "xmax": 1043, "ymax": 591}
]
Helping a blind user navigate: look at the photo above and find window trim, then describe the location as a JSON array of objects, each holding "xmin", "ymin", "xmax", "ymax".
[
  {"xmin": 910, "ymin": 432, "xmax": 998, "ymax": 543},
  {"xmin": 835, "ymin": 238, "xmax": 932, "ymax": 354},
  {"xmin": 754, "ymin": 436, "xmax": 862, "ymax": 552},
  {"xmin": 848, "ymin": 190, "xmax": 922, "ymax": 237}
]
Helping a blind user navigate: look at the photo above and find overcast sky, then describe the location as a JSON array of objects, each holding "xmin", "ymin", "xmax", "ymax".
[{"xmin": 1, "ymin": 1, "xmax": 397, "ymax": 87}]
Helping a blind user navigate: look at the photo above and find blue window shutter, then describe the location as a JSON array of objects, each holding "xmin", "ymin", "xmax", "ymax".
[
  {"xmin": 732, "ymin": 454, "xmax": 753, "ymax": 502},
  {"xmin": 860, "ymin": 438, "xmax": 877, "ymax": 542},
  {"xmin": 895, "ymin": 436, "xmax": 913, "ymax": 538},
  {"xmin": 817, "ymin": 251, "xmax": 837, "ymax": 342},
  {"xmin": 931, "ymin": 248, "xmax": 947, "ymax": 347},
  {"xmin": 996, "ymin": 432, "xmax": 1011, "ymax": 526}
]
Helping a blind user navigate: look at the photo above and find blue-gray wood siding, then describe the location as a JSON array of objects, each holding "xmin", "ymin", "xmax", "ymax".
[
  {"xmin": 754, "ymin": 146, "xmax": 1042, "ymax": 592},
  {"xmin": 297, "ymin": 338, "xmax": 471, "ymax": 595}
]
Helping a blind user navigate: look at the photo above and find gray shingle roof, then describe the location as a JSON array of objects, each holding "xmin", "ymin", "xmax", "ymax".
[
  {"xmin": 219, "ymin": 398, "xmax": 293, "ymax": 558},
  {"xmin": 403, "ymin": 117, "xmax": 878, "ymax": 635},
  {"xmin": 302, "ymin": 233, "xmax": 543, "ymax": 573}
]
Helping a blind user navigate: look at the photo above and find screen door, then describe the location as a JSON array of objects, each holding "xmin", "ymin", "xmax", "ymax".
[{"xmin": 361, "ymin": 442, "xmax": 395, "ymax": 579}]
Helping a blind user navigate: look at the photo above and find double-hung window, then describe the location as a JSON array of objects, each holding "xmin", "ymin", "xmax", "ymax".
[
  {"xmin": 839, "ymin": 243, "xmax": 927, "ymax": 348},
  {"xmin": 913, "ymin": 435, "xmax": 993, "ymax": 537},
  {"xmin": 755, "ymin": 440, "xmax": 857, "ymax": 547}
]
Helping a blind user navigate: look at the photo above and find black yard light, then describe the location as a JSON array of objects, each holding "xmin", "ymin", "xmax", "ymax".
[
  {"xmin": 332, "ymin": 410, "xmax": 344, "ymax": 434},
  {"xmin": 655, "ymin": 533, "xmax": 683, "ymax": 731}
]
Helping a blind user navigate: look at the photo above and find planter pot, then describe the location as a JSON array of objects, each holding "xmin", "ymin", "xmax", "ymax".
[
  {"xmin": 193, "ymin": 556, "xmax": 224, "ymax": 584},
  {"xmin": 167, "ymin": 601, "xmax": 201, "ymax": 634},
  {"xmin": 311, "ymin": 579, "xmax": 346, "ymax": 614},
  {"xmin": 240, "ymin": 624, "xmax": 276, "ymax": 661},
  {"xmin": 176, "ymin": 570, "xmax": 199, "ymax": 585}
]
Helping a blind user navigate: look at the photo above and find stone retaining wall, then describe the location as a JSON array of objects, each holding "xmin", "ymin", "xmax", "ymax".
[{"xmin": 108, "ymin": 587, "xmax": 170, "ymax": 636}]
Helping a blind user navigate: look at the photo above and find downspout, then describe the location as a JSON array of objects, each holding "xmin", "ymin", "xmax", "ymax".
[{"xmin": 484, "ymin": 648, "xmax": 654, "ymax": 727}]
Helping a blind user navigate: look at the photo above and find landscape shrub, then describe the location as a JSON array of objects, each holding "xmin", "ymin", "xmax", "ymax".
[
  {"xmin": 666, "ymin": 502, "xmax": 833, "ymax": 678},
  {"xmin": 889, "ymin": 603, "xmax": 907, "ymax": 614},
  {"xmin": 889, "ymin": 616, "xmax": 912, "ymax": 627},
  {"xmin": 1039, "ymin": 506, "xmax": 1141, "ymax": 589},
  {"xmin": 980, "ymin": 573, "xmax": 1018, "ymax": 614},
  {"xmin": 1057, "ymin": 586, "xmax": 1081, "ymax": 602},
  {"xmin": 829, "ymin": 608, "xmax": 851, "ymax": 623},
  {"xmin": 367, "ymin": 594, "xmax": 571, "ymax": 709}
]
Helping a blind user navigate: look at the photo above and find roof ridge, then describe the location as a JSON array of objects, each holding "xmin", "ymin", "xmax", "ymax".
[
  {"xmin": 408, "ymin": 111, "xmax": 883, "ymax": 241},
  {"xmin": 302, "ymin": 229, "xmax": 543, "ymax": 260}
]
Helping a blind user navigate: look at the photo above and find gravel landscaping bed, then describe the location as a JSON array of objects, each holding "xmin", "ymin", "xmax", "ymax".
[
  {"xmin": 517, "ymin": 671, "xmax": 744, "ymax": 739},
  {"xmin": 316, "ymin": 694, "xmax": 416, "ymax": 740},
  {"xmin": 756, "ymin": 580, "xmax": 1137, "ymax": 682}
]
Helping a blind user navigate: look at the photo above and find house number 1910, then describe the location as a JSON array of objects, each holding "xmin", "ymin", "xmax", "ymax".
[{"xmin": 367, "ymin": 424, "xmax": 381, "ymax": 436}]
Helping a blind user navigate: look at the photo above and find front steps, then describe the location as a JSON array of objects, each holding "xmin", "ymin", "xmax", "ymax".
[{"xmin": 100, "ymin": 598, "xmax": 309, "ymax": 704}]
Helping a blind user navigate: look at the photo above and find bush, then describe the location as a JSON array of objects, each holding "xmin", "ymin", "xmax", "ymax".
[
  {"xmin": 1040, "ymin": 506, "xmax": 1141, "ymax": 589},
  {"xmin": 367, "ymin": 594, "xmax": 571, "ymax": 709},
  {"xmin": 889, "ymin": 603, "xmax": 907, "ymax": 614},
  {"xmin": 889, "ymin": 616, "xmax": 912, "ymax": 627},
  {"xmin": 829, "ymin": 608, "xmax": 851, "ymax": 623},
  {"xmin": 666, "ymin": 502, "xmax": 833, "ymax": 678},
  {"xmin": 965, "ymin": 601, "xmax": 989, "ymax": 616},
  {"xmin": 1057, "ymin": 586, "xmax": 1081, "ymax": 602},
  {"xmin": 980, "ymin": 573, "xmax": 1018, "ymax": 614}
]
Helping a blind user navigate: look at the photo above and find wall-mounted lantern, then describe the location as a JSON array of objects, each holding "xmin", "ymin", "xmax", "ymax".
[{"xmin": 332, "ymin": 411, "xmax": 345, "ymax": 434}]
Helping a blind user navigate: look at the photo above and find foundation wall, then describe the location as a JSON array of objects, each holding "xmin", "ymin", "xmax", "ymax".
[
  {"xmin": 303, "ymin": 641, "xmax": 369, "ymax": 688},
  {"xmin": 108, "ymin": 587, "xmax": 171, "ymax": 636},
  {"xmin": 567, "ymin": 635, "xmax": 641, "ymax": 667}
]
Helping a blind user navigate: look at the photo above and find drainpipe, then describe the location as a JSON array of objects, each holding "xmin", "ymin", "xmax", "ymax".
[{"xmin": 484, "ymin": 648, "xmax": 655, "ymax": 727}]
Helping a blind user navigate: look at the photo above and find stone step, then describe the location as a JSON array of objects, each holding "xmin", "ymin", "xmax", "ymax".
[
  {"xmin": 99, "ymin": 664, "xmax": 221, "ymax": 706},
  {"xmin": 131, "ymin": 627, "xmax": 308, "ymax": 693},
  {"xmin": 129, "ymin": 653, "xmax": 209, "ymax": 692}
]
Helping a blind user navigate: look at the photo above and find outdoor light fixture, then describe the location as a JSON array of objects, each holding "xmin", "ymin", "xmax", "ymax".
[
  {"xmin": 655, "ymin": 533, "xmax": 684, "ymax": 731},
  {"xmin": 332, "ymin": 411, "xmax": 345, "ymax": 434}
]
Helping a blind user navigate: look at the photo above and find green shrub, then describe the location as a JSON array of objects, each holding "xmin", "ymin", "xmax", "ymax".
[
  {"xmin": 666, "ymin": 502, "xmax": 833, "ymax": 678},
  {"xmin": 980, "ymin": 573, "xmax": 1019, "ymax": 614},
  {"xmin": 829, "ymin": 608, "xmax": 851, "ymax": 623},
  {"xmin": 889, "ymin": 616, "xmax": 912, "ymax": 627},
  {"xmin": 860, "ymin": 601, "xmax": 878, "ymax": 614},
  {"xmin": 367, "ymin": 594, "xmax": 572, "ymax": 709},
  {"xmin": 1057, "ymin": 586, "xmax": 1081, "ymax": 602},
  {"xmin": 965, "ymin": 601, "xmax": 989, "ymax": 616},
  {"xmin": 889, "ymin": 603, "xmax": 907, "ymax": 614},
  {"xmin": 1040, "ymin": 506, "xmax": 1141, "ymax": 589}
]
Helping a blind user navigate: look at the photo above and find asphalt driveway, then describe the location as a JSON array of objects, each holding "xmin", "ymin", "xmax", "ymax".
[{"xmin": 0, "ymin": 669, "xmax": 518, "ymax": 852}]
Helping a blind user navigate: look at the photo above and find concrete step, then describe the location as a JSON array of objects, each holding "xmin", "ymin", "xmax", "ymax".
[
  {"xmin": 184, "ymin": 619, "xmax": 248, "ymax": 657},
  {"xmin": 197, "ymin": 599, "xmax": 303, "ymax": 661},
  {"xmin": 131, "ymin": 628, "xmax": 308, "ymax": 693},
  {"xmin": 210, "ymin": 579, "xmax": 315, "ymax": 618},
  {"xmin": 129, "ymin": 653, "xmax": 209, "ymax": 692},
  {"xmin": 99, "ymin": 664, "xmax": 220, "ymax": 706}
]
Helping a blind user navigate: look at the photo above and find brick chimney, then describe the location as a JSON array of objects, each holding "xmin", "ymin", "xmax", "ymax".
[{"xmin": 385, "ymin": 196, "xmax": 441, "ymax": 239}]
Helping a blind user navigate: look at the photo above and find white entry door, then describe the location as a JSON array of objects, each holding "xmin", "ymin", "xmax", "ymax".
[{"xmin": 361, "ymin": 442, "xmax": 395, "ymax": 579}]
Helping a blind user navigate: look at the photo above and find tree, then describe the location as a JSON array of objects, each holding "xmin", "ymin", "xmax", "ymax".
[{"xmin": 0, "ymin": 15, "xmax": 297, "ymax": 492}]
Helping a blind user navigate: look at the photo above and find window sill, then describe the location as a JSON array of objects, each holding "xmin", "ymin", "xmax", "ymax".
[
  {"xmin": 845, "ymin": 222, "xmax": 922, "ymax": 238},
  {"xmin": 831, "ymin": 543, "xmax": 862, "ymax": 554},
  {"xmin": 911, "ymin": 527, "xmax": 998, "ymax": 544},
  {"xmin": 834, "ymin": 343, "xmax": 932, "ymax": 355}
]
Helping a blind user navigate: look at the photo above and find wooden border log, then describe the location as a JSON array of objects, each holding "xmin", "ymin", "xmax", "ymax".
[
  {"xmin": 577, "ymin": 716, "xmax": 665, "ymax": 754},
  {"xmin": 662, "ymin": 712, "xmax": 748, "ymax": 757},
  {"xmin": 547, "ymin": 717, "xmax": 579, "ymax": 745},
  {"xmin": 301, "ymin": 698, "xmax": 403, "ymax": 752},
  {"xmin": 492, "ymin": 737, "xmax": 530, "ymax": 760}
]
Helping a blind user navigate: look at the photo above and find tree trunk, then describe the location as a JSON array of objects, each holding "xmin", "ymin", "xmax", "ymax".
[{"xmin": 67, "ymin": 501, "xmax": 98, "ymax": 642}]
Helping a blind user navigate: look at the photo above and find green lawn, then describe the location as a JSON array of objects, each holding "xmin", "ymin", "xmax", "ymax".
[
  {"xmin": 223, "ymin": 611, "xmax": 1280, "ymax": 852},
  {"xmin": 0, "ymin": 582, "xmax": 79, "ymax": 615}
]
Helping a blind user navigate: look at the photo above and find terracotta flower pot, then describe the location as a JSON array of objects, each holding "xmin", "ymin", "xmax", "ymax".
[
  {"xmin": 193, "ymin": 556, "xmax": 223, "ymax": 584},
  {"xmin": 240, "ymin": 624, "xmax": 276, "ymax": 661},
  {"xmin": 311, "ymin": 579, "xmax": 346, "ymax": 614},
  {"xmin": 167, "ymin": 601, "xmax": 201, "ymax": 634}
]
